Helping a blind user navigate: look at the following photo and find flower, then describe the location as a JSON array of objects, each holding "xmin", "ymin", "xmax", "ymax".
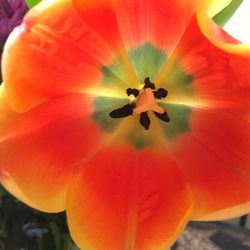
[
  {"xmin": 0, "ymin": 0, "xmax": 28, "ymax": 59},
  {"xmin": 1, "ymin": 0, "xmax": 250, "ymax": 249}
]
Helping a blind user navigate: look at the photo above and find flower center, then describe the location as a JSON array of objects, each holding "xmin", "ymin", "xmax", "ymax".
[{"xmin": 110, "ymin": 77, "xmax": 170, "ymax": 130}]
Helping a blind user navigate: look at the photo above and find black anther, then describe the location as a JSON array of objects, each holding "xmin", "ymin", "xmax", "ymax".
[
  {"xmin": 140, "ymin": 112, "xmax": 150, "ymax": 130},
  {"xmin": 154, "ymin": 110, "xmax": 170, "ymax": 123},
  {"xmin": 126, "ymin": 88, "xmax": 140, "ymax": 97},
  {"xmin": 144, "ymin": 77, "xmax": 155, "ymax": 89},
  {"xmin": 109, "ymin": 104, "xmax": 134, "ymax": 118},
  {"xmin": 153, "ymin": 88, "xmax": 168, "ymax": 99}
]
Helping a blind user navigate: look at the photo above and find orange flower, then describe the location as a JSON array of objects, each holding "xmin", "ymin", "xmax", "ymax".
[{"xmin": 1, "ymin": 0, "xmax": 250, "ymax": 249}]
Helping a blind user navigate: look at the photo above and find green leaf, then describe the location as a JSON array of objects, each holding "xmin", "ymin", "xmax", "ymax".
[
  {"xmin": 26, "ymin": 0, "xmax": 42, "ymax": 8},
  {"xmin": 213, "ymin": 0, "xmax": 243, "ymax": 27}
]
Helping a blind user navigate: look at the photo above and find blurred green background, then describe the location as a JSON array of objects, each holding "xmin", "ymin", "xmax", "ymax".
[{"xmin": 0, "ymin": 186, "xmax": 79, "ymax": 250}]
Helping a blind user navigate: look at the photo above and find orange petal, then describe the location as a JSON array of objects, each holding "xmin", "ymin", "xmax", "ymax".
[
  {"xmin": 0, "ymin": 84, "xmax": 18, "ymax": 131},
  {"xmin": 72, "ymin": 0, "xmax": 122, "ymax": 51},
  {"xmin": 173, "ymin": 108, "xmax": 250, "ymax": 221},
  {"xmin": 197, "ymin": 12, "xmax": 250, "ymax": 57},
  {"xmin": 2, "ymin": 0, "xmax": 117, "ymax": 112},
  {"xmin": 72, "ymin": 0, "xmax": 231, "ymax": 47},
  {"xmin": 115, "ymin": 0, "xmax": 195, "ymax": 52},
  {"xmin": 66, "ymin": 143, "xmax": 193, "ymax": 250},
  {"xmin": 0, "ymin": 94, "xmax": 103, "ymax": 212},
  {"xmin": 0, "ymin": 169, "xmax": 40, "ymax": 210},
  {"xmin": 155, "ymin": 17, "xmax": 250, "ymax": 220},
  {"xmin": 159, "ymin": 16, "xmax": 250, "ymax": 109},
  {"xmin": 71, "ymin": 0, "xmax": 139, "ymax": 87}
]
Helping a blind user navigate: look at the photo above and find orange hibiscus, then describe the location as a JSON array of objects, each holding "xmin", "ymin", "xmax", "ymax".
[{"xmin": 1, "ymin": 0, "xmax": 250, "ymax": 249}]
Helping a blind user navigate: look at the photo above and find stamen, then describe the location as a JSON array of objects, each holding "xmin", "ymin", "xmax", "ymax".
[
  {"xmin": 154, "ymin": 111, "xmax": 170, "ymax": 122},
  {"xmin": 126, "ymin": 88, "xmax": 140, "ymax": 97},
  {"xmin": 144, "ymin": 77, "xmax": 155, "ymax": 89},
  {"xmin": 153, "ymin": 88, "xmax": 168, "ymax": 99},
  {"xmin": 110, "ymin": 104, "xmax": 134, "ymax": 118},
  {"xmin": 109, "ymin": 77, "xmax": 169, "ymax": 130},
  {"xmin": 140, "ymin": 112, "xmax": 150, "ymax": 130}
]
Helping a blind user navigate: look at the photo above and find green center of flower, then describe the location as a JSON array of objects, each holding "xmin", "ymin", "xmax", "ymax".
[
  {"xmin": 92, "ymin": 43, "xmax": 194, "ymax": 149},
  {"xmin": 110, "ymin": 77, "xmax": 170, "ymax": 130}
]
